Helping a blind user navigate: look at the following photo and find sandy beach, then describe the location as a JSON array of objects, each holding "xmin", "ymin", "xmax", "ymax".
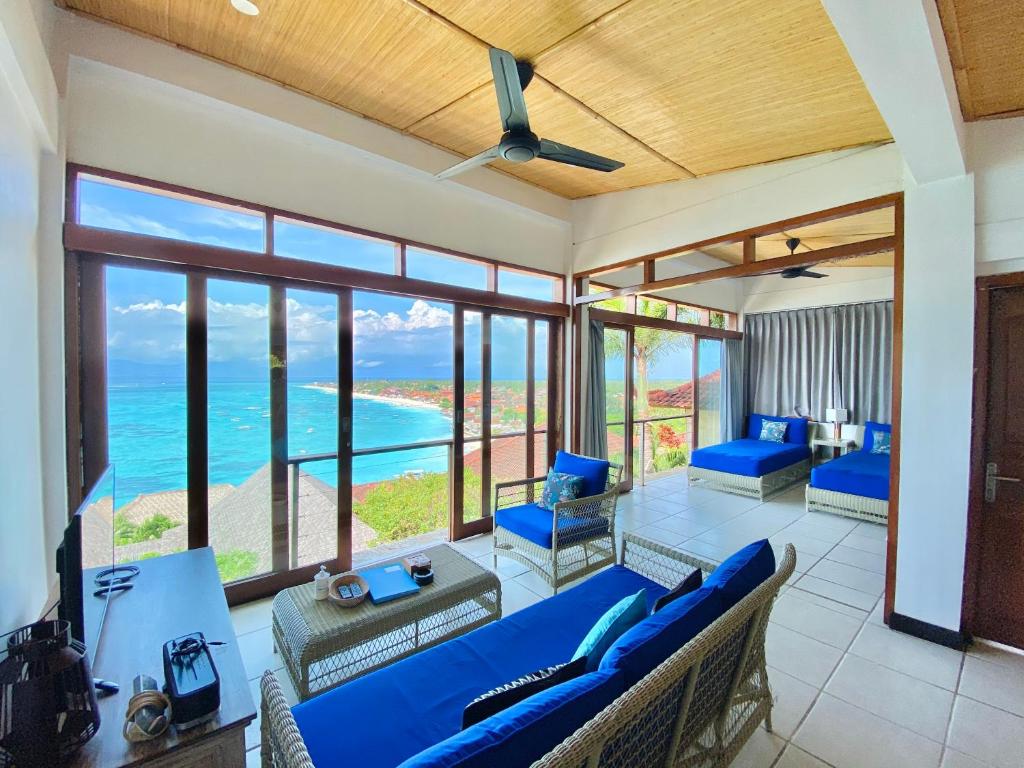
[{"xmin": 302, "ymin": 382, "xmax": 442, "ymax": 412}]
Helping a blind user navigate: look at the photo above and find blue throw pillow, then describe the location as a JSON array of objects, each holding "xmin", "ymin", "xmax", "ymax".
[
  {"xmin": 538, "ymin": 469, "xmax": 583, "ymax": 511},
  {"xmin": 870, "ymin": 431, "xmax": 891, "ymax": 455},
  {"xmin": 552, "ymin": 450, "xmax": 610, "ymax": 498},
  {"xmin": 599, "ymin": 586, "xmax": 723, "ymax": 687},
  {"xmin": 785, "ymin": 417, "xmax": 809, "ymax": 445},
  {"xmin": 702, "ymin": 540, "xmax": 776, "ymax": 610},
  {"xmin": 863, "ymin": 421, "xmax": 892, "ymax": 453},
  {"xmin": 571, "ymin": 589, "xmax": 647, "ymax": 672},
  {"xmin": 747, "ymin": 413, "xmax": 769, "ymax": 440},
  {"xmin": 759, "ymin": 419, "xmax": 788, "ymax": 442}
]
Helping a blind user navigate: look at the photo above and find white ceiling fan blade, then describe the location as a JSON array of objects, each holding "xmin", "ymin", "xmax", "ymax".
[{"xmin": 435, "ymin": 146, "xmax": 501, "ymax": 180}]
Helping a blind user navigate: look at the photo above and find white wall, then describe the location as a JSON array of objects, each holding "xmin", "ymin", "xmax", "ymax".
[
  {"xmin": 895, "ymin": 172, "xmax": 975, "ymax": 629},
  {"xmin": 742, "ymin": 267, "xmax": 894, "ymax": 314},
  {"xmin": 0, "ymin": 0, "xmax": 60, "ymax": 633},
  {"xmin": 971, "ymin": 117, "xmax": 1024, "ymax": 275}
]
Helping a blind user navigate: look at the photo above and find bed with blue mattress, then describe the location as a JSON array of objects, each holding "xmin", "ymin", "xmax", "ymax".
[
  {"xmin": 687, "ymin": 414, "xmax": 812, "ymax": 500},
  {"xmin": 805, "ymin": 421, "xmax": 891, "ymax": 524}
]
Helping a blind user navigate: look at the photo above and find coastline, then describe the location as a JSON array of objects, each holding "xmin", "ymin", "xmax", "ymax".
[{"xmin": 302, "ymin": 382, "xmax": 443, "ymax": 412}]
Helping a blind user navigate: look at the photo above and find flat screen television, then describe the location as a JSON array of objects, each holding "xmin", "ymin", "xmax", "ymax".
[{"xmin": 56, "ymin": 466, "xmax": 131, "ymax": 665}]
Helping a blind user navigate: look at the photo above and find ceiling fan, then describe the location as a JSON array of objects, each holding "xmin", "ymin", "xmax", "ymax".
[
  {"xmin": 779, "ymin": 238, "xmax": 827, "ymax": 279},
  {"xmin": 435, "ymin": 47, "xmax": 625, "ymax": 180}
]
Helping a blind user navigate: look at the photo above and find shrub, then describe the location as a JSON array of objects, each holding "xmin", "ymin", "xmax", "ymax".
[
  {"xmin": 355, "ymin": 469, "xmax": 482, "ymax": 545},
  {"xmin": 114, "ymin": 513, "xmax": 180, "ymax": 546},
  {"xmin": 215, "ymin": 550, "xmax": 259, "ymax": 582}
]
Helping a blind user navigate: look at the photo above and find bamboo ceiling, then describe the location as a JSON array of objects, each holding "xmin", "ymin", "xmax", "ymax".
[
  {"xmin": 61, "ymin": 0, "xmax": 892, "ymax": 198},
  {"xmin": 937, "ymin": 0, "xmax": 1024, "ymax": 121}
]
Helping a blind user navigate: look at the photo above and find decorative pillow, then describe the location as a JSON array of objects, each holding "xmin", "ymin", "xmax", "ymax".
[
  {"xmin": 461, "ymin": 657, "xmax": 587, "ymax": 729},
  {"xmin": 870, "ymin": 431, "xmax": 891, "ymax": 455},
  {"xmin": 652, "ymin": 568, "xmax": 703, "ymax": 613},
  {"xmin": 538, "ymin": 469, "xmax": 584, "ymax": 511},
  {"xmin": 759, "ymin": 419, "xmax": 788, "ymax": 443},
  {"xmin": 552, "ymin": 450, "xmax": 611, "ymax": 497},
  {"xmin": 571, "ymin": 590, "xmax": 647, "ymax": 672},
  {"xmin": 863, "ymin": 421, "xmax": 892, "ymax": 453}
]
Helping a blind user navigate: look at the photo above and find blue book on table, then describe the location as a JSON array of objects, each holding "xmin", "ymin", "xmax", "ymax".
[{"xmin": 360, "ymin": 563, "xmax": 420, "ymax": 604}]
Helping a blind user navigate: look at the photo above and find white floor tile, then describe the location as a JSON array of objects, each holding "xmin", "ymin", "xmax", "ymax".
[
  {"xmin": 677, "ymin": 504, "xmax": 750, "ymax": 528},
  {"xmin": 246, "ymin": 746, "xmax": 261, "ymax": 767},
  {"xmin": 729, "ymin": 728, "xmax": 786, "ymax": 768},
  {"xmin": 767, "ymin": 666, "xmax": 819, "ymax": 739},
  {"xmin": 770, "ymin": 530, "xmax": 837, "ymax": 557},
  {"xmin": 677, "ymin": 537, "xmax": 729, "ymax": 563},
  {"xmin": 639, "ymin": 496, "xmax": 688, "ymax": 515},
  {"xmin": 511, "ymin": 569, "xmax": 555, "ymax": 598},
  {"xmin": 852, "ymin": 520, "xmax": 889, "ymax": 540},
  {"xmin": 237, "ymin": 626, "xmax": 281, "ymax": 681},
  {"xmin": 686, "ymin": 492, "xmax": 764, "ymax": 517},
  {"xmin": 968, "ymin": 640, "xmax": 1024, "ymax": 673},
  {"xmin": 807, "ymin": 559, "xmax": 885, "ymax": 596},
  {"xmin": 501, "ymin": 579, "xmax": 543, "ymax": 615},
  {"xmin": 958, "ymin": 655, "xmax": 1024, "ymax": 717},
  {"xmin": 941, "ymin": 749, "xmax": 995, "ymax": 768},
  {"xmin": 783, "ymin": 586, "xmax": 869, "ymax": 620},
  {"xmin": 791, "ymin": 575, "xmax": 877, "ymax": 611},
  {"xmin": 648, "ymin": 513, "xmax": 712, "ymax": 538},
  {"xmin": 766, "ymin": 623, "xmax": 844, "ymax": 688},
  {"xmin": 633, "ymin": 523, "xmax": 687, "ymax": 547},
  {"xmin": 826, "ymin": 654, "xmax": 954, "ymax": 742},
  {"xmin": 825, "ymin": 544, "xmax": 886, "ymax": 574},
  {"xmin": 231, "ymin": 597, "xmax": 274, "ymax": 637},
  {"xmin": 840, "ymin": 532, "xmax": 888, "ymax": 555},
  {"xmin": 770, "ymin": 591, "xmax": 864, "ymax": 649},
  {"xmin": 775, "ymin": 745, "xmax": 831, "ymax": 768},
  {"xmin": 449, "ymin": 533, "xmax": 494, "ymax": 558},
  {"xmin": 849, "ymin": 623, "xmax": 963, "ymax": 691},
  {"xmin": 783, "ymin": 521, "xmax": 849, "ymax": 546},
  {"xmin": 947, "ymin": 696, "xmax": 1024, "ymax": 768},
  {"xmin": 794, "ymin": 693, "xmax": 943, "ymax": 768},
  {"xmin": 476, "ymin": 552, "xmax": 529, "ymax": 580}
]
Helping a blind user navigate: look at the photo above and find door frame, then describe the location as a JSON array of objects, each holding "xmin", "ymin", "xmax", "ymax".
[{"xmin": 962, "ymin": 270, "xmax": 1024, "ymax": 635}]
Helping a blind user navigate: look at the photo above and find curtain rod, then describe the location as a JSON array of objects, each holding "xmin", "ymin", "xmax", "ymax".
[{"xmin": 743, "ymin": 298, "xmax": 893, "ymax": 317}]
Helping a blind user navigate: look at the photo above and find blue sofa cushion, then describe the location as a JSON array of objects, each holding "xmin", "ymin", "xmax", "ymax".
[
  {"xmin": 599, "ymin": 586, "xmax": 723, "ymax": 687},
  {"xmin": 811, "ymin": 450, "xmax": 890, "ymax": 500},
  {"xmin": 703, "ymin": 539, "xmax": 775, "ymax": 610},
  {"xmin": 494, "ymin": 503, "xmax": 609, "ymax": 549},
  {"xmin": 398, "ymin": 670, "xmax": 625, "ymax": 768},
  {"xmin": 863, "ymin": 421, "xmax": 892, "ymax": 454},
  {"xmin": 690, "ymin": 439, "xmax": 810, "ymax": 477},
  {"xmin": 553, "ymin": 450, "xmax": 610, "ymax": 497},
  {"xmin": 747, "ymin": 414, "xmax": 809, "ymax": 445},
  {"xmin": 572, "ymin": 590, "xmax": 648, "ymax": 672},
  {"xmin": 292, "ymin": 565, "xmax": 666, "ymax": 768}
]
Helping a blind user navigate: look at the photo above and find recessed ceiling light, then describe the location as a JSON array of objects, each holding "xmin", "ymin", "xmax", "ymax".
[{"xmin": 231, "ymin": 0, "xmax": 259, "ymax": 16}]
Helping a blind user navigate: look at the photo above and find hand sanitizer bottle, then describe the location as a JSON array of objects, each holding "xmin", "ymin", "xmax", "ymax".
[{"xmin": 314, "ymin": 564, "xmax": 330, "ymax": 601}]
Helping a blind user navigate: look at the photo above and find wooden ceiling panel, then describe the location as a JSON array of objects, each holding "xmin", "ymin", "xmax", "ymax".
[
  {"xmin": 65, "ymin": 0, "xmax": 493, "ymax": 129},
  {"xmin": 535, "ymin": 0, "xmax": 891, "ymax": 175},
  {"xmin": 410, "ymin": 77, "xmax": 686, "ymax": 197},
  {"xmin": 937, "ymin": 0, "xmax": 1024, "ymax": 120},
  {"xmin": 417, "ymin": 0, "xmax": 626, "ymax": 60}
]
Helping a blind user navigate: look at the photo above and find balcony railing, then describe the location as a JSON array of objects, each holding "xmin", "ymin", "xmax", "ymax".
[{"xmin": 608, "ymin": 413, "xmax": 693, "ymax": 487}]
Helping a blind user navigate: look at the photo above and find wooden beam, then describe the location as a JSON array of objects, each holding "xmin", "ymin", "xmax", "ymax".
[
  {"xmin": 643, "ymin": 260, "xmax": 655, "ymax": 283},
  {"xmin": 574, "ymin": 193, "xmax": 900, "ymax": 278},
  {"xmin": 884, "ymin": 196, "xmax": 904, "ymax": 624},
  {"xmin": 743, "ymin": 235, "xmax": 756, "ymax": 264},
  {"xmin": 589, "ymin": 309, "xmax": 743, "ymax": 341},
  {"xmin": 577, "ymin": 236, "xmax": 897, "ymax": 305}
]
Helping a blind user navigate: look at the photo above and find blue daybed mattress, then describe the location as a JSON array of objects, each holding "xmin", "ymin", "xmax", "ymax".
[
  {"xmin": 810, "ymin": 450, "xmax": 890, "ymax": 500},
  {"xmin": 690, "ymin": 439, "xmax": 811, "ymax": 478}
]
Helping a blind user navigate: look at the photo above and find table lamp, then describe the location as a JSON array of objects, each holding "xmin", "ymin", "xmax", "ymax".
[{"xmin": 825, "ymin": 408, "xmax": 849, "ymax": 440}]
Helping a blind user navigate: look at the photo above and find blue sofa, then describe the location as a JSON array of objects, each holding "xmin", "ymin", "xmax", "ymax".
[
  {"xmin": 261, "ymin": 534, "xmax": 797, "ymax": 768},
  {"xmin": 688, "ymin": 414, "xmax": 813, "ymax": 500},
  {"xmin": 805, "ymin": 421, "xmax": 891, "ymax": 524}
]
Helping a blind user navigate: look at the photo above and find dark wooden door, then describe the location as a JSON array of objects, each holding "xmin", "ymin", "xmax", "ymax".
[{"xmin": 976, "ymin": 286, "xmax": 1024, "ymax": 647}]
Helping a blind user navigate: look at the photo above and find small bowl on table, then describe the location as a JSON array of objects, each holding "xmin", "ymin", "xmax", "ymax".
[{"xmin": 328, "ymin": 573, "xmax": 370, "ymax": 608}]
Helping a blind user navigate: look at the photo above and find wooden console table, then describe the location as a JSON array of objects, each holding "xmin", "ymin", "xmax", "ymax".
[{"xmin": 70, "ymin": 548, "xmax": 256, "ymax": 768}]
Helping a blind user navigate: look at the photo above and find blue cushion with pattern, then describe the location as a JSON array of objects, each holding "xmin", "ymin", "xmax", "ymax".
[
  {"xmin": 758, "ymin": 419, "xmax": 788, "ymax": 443},
  {"xmin": 870, "ymin": 431, "xmax": 891, "ymax": 455},
  {"xmin": 538, "ymin": 469, "xmax": 584, "ymax": 511}
]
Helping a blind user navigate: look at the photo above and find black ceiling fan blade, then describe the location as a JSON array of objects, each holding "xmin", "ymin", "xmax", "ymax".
[
  {"xmin": 537, "ymin": 139, "xmax": 624, "ymax": 172},
  {"xmin": 435, "ymin": 145, "xmax": 501, "ymax": 180},
  {"xmin": 489, "ymin": 48, "xmax": 530, "ymax": 133},
  {"xmin": 780, "ymin": 266, "xmax": 828, "ymax": 279}
]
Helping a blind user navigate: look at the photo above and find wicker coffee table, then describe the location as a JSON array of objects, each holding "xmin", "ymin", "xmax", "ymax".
[{"xmin": 272, "ymin": 544, "xmax": 501, "ymax": 700}]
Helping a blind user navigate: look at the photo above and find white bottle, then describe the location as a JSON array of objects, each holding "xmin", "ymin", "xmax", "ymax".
[{"xmin": 314, "ymin": 564, "xmax": 330, "ymax": 601}]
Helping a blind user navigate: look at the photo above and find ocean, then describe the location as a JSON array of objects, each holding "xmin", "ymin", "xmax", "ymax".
[{"xmin": 107, "ymin": 381, "xmax": 453, "ymax": 507}]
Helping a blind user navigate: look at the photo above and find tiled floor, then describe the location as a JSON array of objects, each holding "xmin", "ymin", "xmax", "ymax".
[{"xmin": 230, "ymin": 473, "xmax": 1024, "ymax": 768}]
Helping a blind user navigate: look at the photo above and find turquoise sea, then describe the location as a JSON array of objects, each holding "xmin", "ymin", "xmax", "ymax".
[{"xmin": 107, "ymin": 382, "xmax": 453, "ymax": 508}]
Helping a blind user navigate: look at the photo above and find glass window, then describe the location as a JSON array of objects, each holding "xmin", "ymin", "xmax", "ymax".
[
  {"xmin": 637, "ymin": 296, "xmax": 670, "ymax": 319},
  {"xmin": 274, "ymin": 217, "xmax": 395, "ymax": 273},
  {"xmin": 676, "ymin": 305, "xmax": 702, "ymax": 324},
  {"xmin": 698, "ymin": 339, "xmax": 723, "ymax": 448},
  {"xmin": 406, "ymin": 247, "xmax": 488, "ymax": 290},
  {"xmin": 588, "ymin": 283, "xmax": 624, "ymax": 312},
  {"xmin": 499, "ymin": 268, "xmax": 562, "ymax": 302},
  {"xmin": 78, "ymin": 175, "xmax": 265, "ymax": 252}
]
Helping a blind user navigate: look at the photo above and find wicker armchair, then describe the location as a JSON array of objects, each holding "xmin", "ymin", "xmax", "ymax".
[{"xmin": 492, "ymin": 463, "xmax": 623, "ymax": 594}]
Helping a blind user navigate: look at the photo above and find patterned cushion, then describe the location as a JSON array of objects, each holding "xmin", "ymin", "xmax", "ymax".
[
  {"xmin": 870, "ymin": 431, "xmax": 891, "ymax": 455},
  {"xmin": 461, "ymin": 657, "xmax": 587, "ymax": 729},
  {"xmin": 572, "ymin": 590, "xmax": 648, "ymax": 672},
  {"xmin": 538, "ymin": 470, "xmax": 584, "ymax": 511},
  {"xmin": 759, "ymin": 419, "xmax": 788, "ymax": 443}
]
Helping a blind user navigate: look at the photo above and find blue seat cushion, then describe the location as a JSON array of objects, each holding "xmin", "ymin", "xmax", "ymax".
[
  {"xmin": 747, "ymin": 414, "xmax": 809, "ymax": 445},
  {"xmin": 690, "ymin": 439, "xmax": 810, "ymax": 477},
  {"xmin": 811, "ymin": 450, "xmax": 890, "ymax": 500},
  {"xmin": 553, "ymin": 450, "xmax": 610, "ymax": 497},
  {"xmin": 292, "ymin": 565, "xmax": 666, "ymax": 768},
  {"xmin": 495, "ymin": 502, "xmax": 609, "ymax": 549},
  {"xmin": 398, "ymin": 670, "xmax": 625, "ymax": 768},
  {"xmin": 862, "ymin": 421, "xmax": 892, "ymax": 454},
  {"xmin": 600, "ymin": 586, "xmax": 723, "ymax": 687},
  {"xmin": 703, "ymin": 539, "xmax": 775, "ymax": 610}
]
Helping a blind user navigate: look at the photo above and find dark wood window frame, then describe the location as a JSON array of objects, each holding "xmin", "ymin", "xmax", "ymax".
[{"xmin": 64, "ymin": 164, "xmax": 566, "ymax": 604}]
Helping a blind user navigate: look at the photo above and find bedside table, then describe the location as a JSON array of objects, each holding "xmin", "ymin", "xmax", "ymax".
[{"xmin": 811, "ymin": 437, "xmax": 856, "ymax": 464}]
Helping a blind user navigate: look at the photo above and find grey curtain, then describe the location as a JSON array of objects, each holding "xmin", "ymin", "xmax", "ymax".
[
  {"xmin": 744, "ymin": 301, "xmax": 892, "ymax": 423},
  {"xmin": 835, "ymin": 301, "xmax": 893, "ymax": 423},
  {"xmin": 582, "ymin": 319, "xmax": 608, "ymax": 460},
  {"xmin": 721, "ymin": 338, "xmax": 745, "ymax": 442}
]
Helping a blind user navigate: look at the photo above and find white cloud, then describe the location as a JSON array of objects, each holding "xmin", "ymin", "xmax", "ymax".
[
  {"xmin": 355, "ymin": 359, "xmax": 383, "ymax": 368},
  {"xmin": 353, "ymin": 299, "xmax": 452, "ymax": 337},
  {"xmin": 80, "ymin": 203, "xmax": 250, "ymax": 250},
  {"xmin": 113, "ymin": 299, "xmax": 185, "ymax": 315}
]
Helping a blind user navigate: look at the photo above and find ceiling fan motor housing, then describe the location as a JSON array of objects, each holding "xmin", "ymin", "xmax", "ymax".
[{"xmin": 499, "ymin": 131, "xmax": 540, "ymax": 163}]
